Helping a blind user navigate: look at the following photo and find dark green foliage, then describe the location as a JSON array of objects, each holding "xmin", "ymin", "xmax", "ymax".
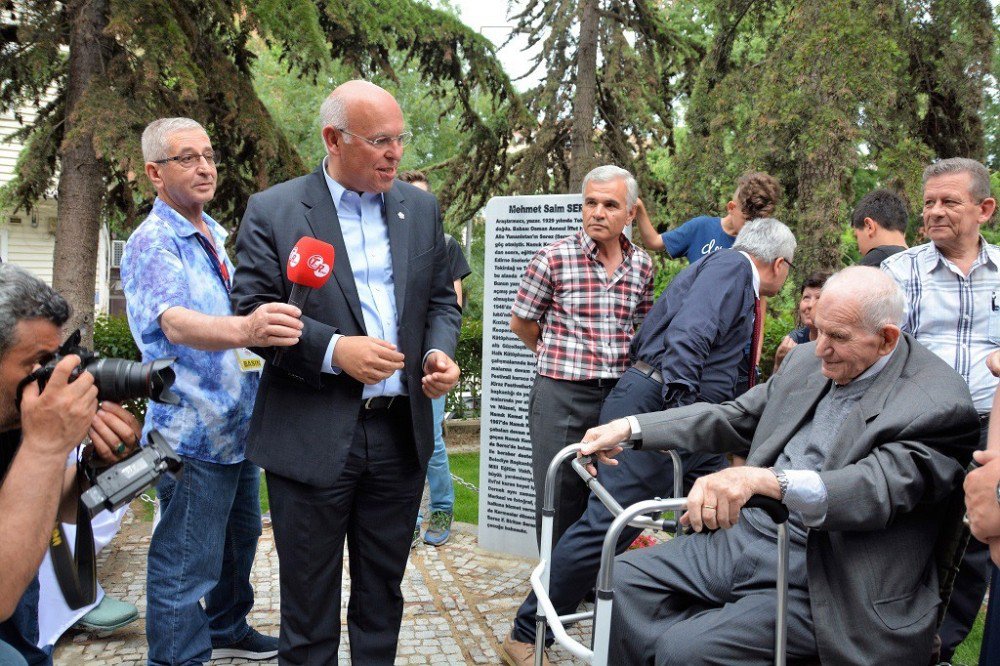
[
  {"xmin": 506, "ymin": 0, "xmax": 705, "ymax": 198},
  {"xmin": 448, "ymin": 317, "xmax": 482, "ymax": 419},
  {"xmin": 93, "ymin": 315, "xmax": 141, "ymax": 361},
  {"xmin": 660, "ymin": 0, "xmax": 996, "ymax": 275},
  {"xmin": 0, "ymin": 0, "xmax": 521, "ymax": 232}
]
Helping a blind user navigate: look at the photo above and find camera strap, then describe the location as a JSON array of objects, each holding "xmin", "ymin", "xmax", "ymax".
[{"xmin": 48, "ymin": 477, "xmax": 97, "ymax": 610}]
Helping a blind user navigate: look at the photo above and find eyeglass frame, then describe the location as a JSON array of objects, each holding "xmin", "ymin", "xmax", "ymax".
[
  {"xmin": 336, "ymin": 127, "xmax": 413, "ymax": 149},
  {"xmin": 152, "ymin": 151, "xmax": 219, "ymax": 169}
]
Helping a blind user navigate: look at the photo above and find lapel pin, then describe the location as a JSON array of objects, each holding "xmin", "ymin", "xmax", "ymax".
[{"xmin": 397, "ymin": 211, "xmax": 405, "ymax": 220}]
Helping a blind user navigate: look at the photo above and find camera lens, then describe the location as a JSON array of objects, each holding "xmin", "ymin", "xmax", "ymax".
[{"xmin": 84, "ymin": 358, "xmax": 180, "ymax": 405}]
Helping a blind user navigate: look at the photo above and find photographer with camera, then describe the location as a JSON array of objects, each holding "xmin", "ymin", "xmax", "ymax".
[
  {"xmin": 0, "ymin": 263, "xmax": 141, "ymax": 664},
  {"xmin": 121, "ymin": 117, "xmax": 303, "ymax": 665}
]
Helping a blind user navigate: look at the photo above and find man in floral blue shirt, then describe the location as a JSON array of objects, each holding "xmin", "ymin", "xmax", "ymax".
[{"xmin": 121, "ymin": 117, "xmax": 303, "ymax": 665}]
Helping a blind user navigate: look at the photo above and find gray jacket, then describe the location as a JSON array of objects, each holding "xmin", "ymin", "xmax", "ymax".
[{"xmin": 634, "ymin": 333, "xmax": 979, "ymax": 664}]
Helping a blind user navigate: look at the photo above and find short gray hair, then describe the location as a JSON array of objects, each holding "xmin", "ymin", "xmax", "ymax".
[
  {"xmin": 581, "ymin": 165, "xmax": 639, "ymax": 209},
  {"xmin": 319, "ymin": 92, "xmax": 348, "ymax": 133},
  {"xmin": 822, "ymin": 266, "xmax": 905, "ymax": 333},
  {"xmin": 0, "ymin": 263, "xmax": 69, "ymax": 360},
  {"xmin": 731, "ymin": 218, "xmax": 796, "ymax": 264},
  {"xmin": 922, "ymin": 157, "xmax": 993, "ymax": 203},
  {"xmin": 142, "ymin": 118, "xmax": 207, "ymax": 162}
]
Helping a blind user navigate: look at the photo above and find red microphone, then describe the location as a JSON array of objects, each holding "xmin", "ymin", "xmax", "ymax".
[
  {"xmin": 285, "ymin": 236, "xmax": 335, "ymax": 309},
  {"xmin": 272, "ymin": 237, "xmax": 334, "ymax": 368}
]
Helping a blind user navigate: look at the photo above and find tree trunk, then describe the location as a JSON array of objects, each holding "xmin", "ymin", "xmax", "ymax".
[
  {"xmin": 568, "ymin": 0, "xmax": 600, "ymax": 190},
  {"xmin": 52, "ymin": 0, "xmax": 108, "ymax": 347}
]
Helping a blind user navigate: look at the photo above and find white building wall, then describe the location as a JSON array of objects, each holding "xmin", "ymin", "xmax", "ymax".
[{"xmin": 0, "ymin": 103, "xmax": 110, "ymax": 313}]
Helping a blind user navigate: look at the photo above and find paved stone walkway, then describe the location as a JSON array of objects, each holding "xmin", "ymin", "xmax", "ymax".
[{"xmin": 52, "ymin": 509, "xmax": 593, "ymax": 665}]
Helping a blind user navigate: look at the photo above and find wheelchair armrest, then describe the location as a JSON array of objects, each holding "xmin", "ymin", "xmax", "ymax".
[{"xmin": 744, "ymin": 495, "xmax": 789, "ymax": 524}]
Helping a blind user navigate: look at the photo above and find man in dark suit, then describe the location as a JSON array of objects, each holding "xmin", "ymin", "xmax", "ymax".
[
  {"xmin": 502, "ymin": 218, "xmax": 795, "ymax": 664},
  {"xmin": 580, "ymin": 266, "xmax": 980, "ymax": 664},
  {"xmin": 231, "ymin": 80, "xmax": 461, "ymax": 665}
]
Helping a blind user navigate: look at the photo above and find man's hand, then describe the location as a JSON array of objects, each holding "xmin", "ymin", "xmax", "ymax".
[
  {"xmin": 333, "ymin": 336, "xmax": 405, "ymax": 384},
  {"xmin": 18, "ymin": 355, "xmax": 98, "ymax": 460},
  {"xmin": 966, "ymin": 449, "xmax": 1000, "ymax": 542},
  {"xmin": 87, "ymin": 402, "xmax": 143, "ymax": 464},
  {"xmin": 681, "ymin": 466, "xmax": 780, "ymax": 532},
  {"xmin": 987, "ymin": 350, "xmax": 1000, "ymax": 378},
  {"xmin": 241, "ymin": 303, "xmax": 303, "ymax": 347},
  {"xmin": 422, "ymin": 352, "xmax": 459, "ymax": 399},
  {"xmin": 578, "ymin": 419, "xmax": 632, "ymax": 475}
]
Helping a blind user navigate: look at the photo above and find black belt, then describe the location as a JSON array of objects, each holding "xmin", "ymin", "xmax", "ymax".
[
  {"xmin": 363, "ymin": 395, "xmax": 405, "ymax": 410},
  {"xmin": 632, "ymin": 360, "xmax": 664, "ymax": 385},
  {"xmin": 570, "ymin": 377, "xmax": 619, "ymax": 388}
]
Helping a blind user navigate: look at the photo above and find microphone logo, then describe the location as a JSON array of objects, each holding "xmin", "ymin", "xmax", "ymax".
[
  {"xmin": 288, "ymin": 246, "xmax": 301, "ymax": 267},
  {"xmin": 307, "ymin": 254, "xmax": 330, "ymax": 278}
]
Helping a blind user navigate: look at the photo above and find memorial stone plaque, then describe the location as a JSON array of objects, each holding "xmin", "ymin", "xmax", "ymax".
[{"xmin": 479, "ymin": 194, "xmax": 585, "ymax": 558}]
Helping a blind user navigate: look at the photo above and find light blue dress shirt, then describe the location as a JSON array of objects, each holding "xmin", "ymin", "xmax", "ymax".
[{"xmin": 319, "ymin": 164, "xmax": 406, "ymax": 398}]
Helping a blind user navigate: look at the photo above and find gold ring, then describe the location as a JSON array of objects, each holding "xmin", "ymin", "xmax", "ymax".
[{"xmin": 703, "ymin": 505, "xmax": 717, "ymax": 511}]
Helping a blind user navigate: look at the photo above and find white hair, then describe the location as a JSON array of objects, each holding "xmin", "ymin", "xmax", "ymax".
[
  {"xmin": 822, "ymin": 266, "xmax": 905, "ymax": 333},
  {"xmin": 581, "ymin": 165, "xmax": 639, "ymax": 209},
  {"xmin": 319, "ymin": 92, "xmax": 348, "ymax": 133},
  {"xmin": 141, "ymin": 118, "xmax": 206, "ymax": 162},
  {"xmin": 731, "ymin": 218, "xmax": 796, "ymax": 264}
]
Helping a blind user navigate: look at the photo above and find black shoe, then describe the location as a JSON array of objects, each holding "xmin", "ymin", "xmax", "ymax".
[{"xmin": 211, "ymin": 627, "xmax": 279, "ymax": 661}]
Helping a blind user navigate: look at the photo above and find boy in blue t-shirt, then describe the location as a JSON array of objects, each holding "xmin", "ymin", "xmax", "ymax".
[{"xmin": 636, "ymin": 171, "xmax": 781, "ymax": 263}]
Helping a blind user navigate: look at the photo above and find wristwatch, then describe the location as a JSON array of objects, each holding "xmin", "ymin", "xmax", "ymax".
[{"xmin": 769, "ymin": 467, "xmax": 789, "ymax": 503}]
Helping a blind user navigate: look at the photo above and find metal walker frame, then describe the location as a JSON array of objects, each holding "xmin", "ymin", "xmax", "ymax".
[{"xmin": 529, "ymin": 442, "xmax": 790, "ymax": 666}]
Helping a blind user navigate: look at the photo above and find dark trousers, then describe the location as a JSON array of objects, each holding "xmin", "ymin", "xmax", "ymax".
[
  {"xmin": 529, "ymin": 375, "xmax": 616, "ymax": 548},
  {"xmin": 513, "ymin": 368, "xmax": 725, "ymax": 644},
  {"xmin": 940, "ymin": 418, "xmax": 992, "ymax": 661},
  {"xmin": 609, "ymin": 520, "xmax": 816, "ymax": 665},
  {"xmin": 266, "ymin": 399, "xmax": 425, "ymax": 666}
]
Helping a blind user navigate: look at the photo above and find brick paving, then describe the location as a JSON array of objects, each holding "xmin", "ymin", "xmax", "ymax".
[{"xmin": 52, "ymin": 508, "xmax": 594, "ymax": 665}]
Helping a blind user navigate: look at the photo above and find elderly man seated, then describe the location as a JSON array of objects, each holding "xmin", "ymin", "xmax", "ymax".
[{"xmin": 579, "ymin": 266, "xmax": 980, "ymax": 665}]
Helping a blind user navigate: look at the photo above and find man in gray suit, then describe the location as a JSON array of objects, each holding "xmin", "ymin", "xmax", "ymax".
[
  {"xmin": 578, "ymin": 266, "xmax": 979, "ymax": 664},
  {"xmin": 232, "ymin": 80, "xmax": 461, "ymax": 664}
]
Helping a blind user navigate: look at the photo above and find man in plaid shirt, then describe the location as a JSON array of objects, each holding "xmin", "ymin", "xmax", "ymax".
[
  {"xmin": 510, "ymin": 165, "xmax": 654, "ymax": 554},
  {"xmin": 881, "ymin": 157, "xmax": 999, "ymax": 662}
]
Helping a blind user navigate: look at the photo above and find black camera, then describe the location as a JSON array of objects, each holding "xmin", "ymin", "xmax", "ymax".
[
  {"xmin": 15, "ymin": 329, "xmax": 179, "ymax": 406},
  {"xmin": 81, "ymin": 429, "xmax": 182, "ymax": 518}
]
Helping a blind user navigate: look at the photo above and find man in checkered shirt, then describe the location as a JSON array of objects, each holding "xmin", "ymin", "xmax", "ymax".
[
  {"xmin": 881, "ymin": 157, "xmax": 999, "ymax": 661},
  {"xmin": 510, "ymin": 165, "xmax": 654, "ymax": 551}
]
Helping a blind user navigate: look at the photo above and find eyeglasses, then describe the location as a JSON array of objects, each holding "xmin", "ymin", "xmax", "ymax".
[
  {"xmin": 337, "ymin": 128, "xmax": 412, "ymax": 149},
  {"xmin": 153, "ymin": 151, "xmax": 219, "ymax": 169},
  {"xmin": 783, "ymin": 257, "xmax": 795, "ymax": 269}
]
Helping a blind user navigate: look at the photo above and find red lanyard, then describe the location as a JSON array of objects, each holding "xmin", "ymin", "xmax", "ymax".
[{"xmin": 194, "ymin": 233, "xmax": 231, "ymax": 293}]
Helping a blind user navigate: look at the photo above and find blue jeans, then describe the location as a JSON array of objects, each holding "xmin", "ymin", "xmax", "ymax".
[
  {"xmin": 146, "ymin": 457, "xmax": 262, "ymax": 666},
  {"xmin": 0, "ymin": 577, "xmax": 49, "ymax": 665},
  {"xmin": 416, "ymin": 396, "xmax": 454, "ymax": 526}
]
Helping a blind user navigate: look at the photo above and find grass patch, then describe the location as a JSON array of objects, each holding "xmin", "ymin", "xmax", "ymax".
[
  {"xmin": 449, "ymin": 451, "xmax": 480, "ymax": 525},
  {"xmin": 953, "ymin": 609, "xmax": 984, "ymax": 666}
]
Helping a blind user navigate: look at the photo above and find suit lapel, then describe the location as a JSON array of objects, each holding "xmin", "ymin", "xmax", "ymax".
[
  {"xmin": 384, "ymin": 184, "xmax": 410, "ymax": 319},
  {"xmin": 301, "ymin": 168, "xmax": 366, "ymax": 332},
  {"xmin": 754, "ymin": 370, "xmax": 830, "ymax": 463}
]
